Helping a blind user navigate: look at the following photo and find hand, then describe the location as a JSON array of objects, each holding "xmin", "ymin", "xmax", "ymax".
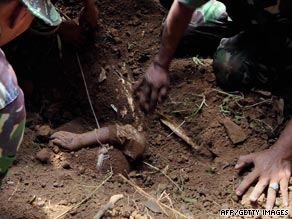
[
  {"xmin": 78, "ymin": 4, "xmax": 99, "ymax": 31},
  {"xmin": 58, "ymin": 20, "xmax": 85, "ymax": 48},
  {"xmin": 235, "ymin": 148, "xmax": 291, "ymax": 209},
  {"xmin": 134, "ymin": 62, "xmax": 170, "ymax": 113},
  {"xmin": 51, "ymin": 131, "xmax": 83, "ymax": 151}
]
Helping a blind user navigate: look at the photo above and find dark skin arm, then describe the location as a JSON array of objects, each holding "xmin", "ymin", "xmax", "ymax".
[
  {"xmin": 79, "ymin": 0, "xmax": 99, "ymax": 30},
  {"xmin": 58, "ymin": 0, "xmax": 99, "ymax": 47},
  {"xmin": 235, "ymin": 119, "xmax": 292, "ymax": 209},
  {"xmin": 134, "ymin": 0, "xmax": 194, "ymax": 113}
]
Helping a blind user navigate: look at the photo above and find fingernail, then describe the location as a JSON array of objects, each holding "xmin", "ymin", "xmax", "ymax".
[
  {"xmin": 283, "ymin": 201, "xmax": 288, "ymax": 207},
  {"xmin": 249, "ymin": 195, "xmax": 256, "ymax": 201},
  {"xmin": 235, "ymin": 190, "xmax": 241, "ymax": 196},
  {"xmin": 266, "ymin": 205, "xmax": 272, "ymax": 209},
  {"xmin": 235, "ymin": 164, "xmax": 239, "ymax": 169}
]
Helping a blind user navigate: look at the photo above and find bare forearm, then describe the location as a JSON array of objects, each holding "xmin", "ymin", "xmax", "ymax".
[
  {"xmin": 78, "ymin": 127, "xmax": 110, "ymax": 146},
  {"xmin": 272, "ymin": 119, "xmax": 292, "ymax": 159},
  {"xmin": 155, "ymin": 0, "xmax": 194, "ymax": 68}
]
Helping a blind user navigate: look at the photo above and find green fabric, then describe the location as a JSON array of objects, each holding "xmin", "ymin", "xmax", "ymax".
[
  {"xmin": 11, "ymin": 118, "xmax": 25, "ymax": 141},
  {"xmin": 20, "ymin": 0, "xmax": 62, "ymax": 26},
  {"xmin": 196, "ymin": 0, "xmax": 229, "ymax": 22},
  {"xmin": 0, "ymin": 154, "xmax": 16, "ymax": 176}
]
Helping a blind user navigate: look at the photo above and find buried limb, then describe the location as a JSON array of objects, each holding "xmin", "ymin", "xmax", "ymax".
[{"xmin": 50, "ymin": 123, "xmax": 147, "ymax": 163}]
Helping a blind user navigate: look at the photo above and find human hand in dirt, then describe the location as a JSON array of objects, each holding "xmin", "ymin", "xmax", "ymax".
[
  {"xmin": 235, "ymin": 148, "xmax": 291, "ymax": 209},
  {"xmin": 51, "ymin": 131, "xmax": 83, "ymax": 151},
  {"xmin": 134, "ymin": 62, "xmax": 170, "ymax": 113},
  {"xmin": 58, "ymin": 20, "xmax": 85, "ymax": 48}
]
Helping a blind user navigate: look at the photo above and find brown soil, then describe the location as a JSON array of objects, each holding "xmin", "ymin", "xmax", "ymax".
[{"xmin": 1, "ymin": 0, "xmax": 292, "ymax": 218}]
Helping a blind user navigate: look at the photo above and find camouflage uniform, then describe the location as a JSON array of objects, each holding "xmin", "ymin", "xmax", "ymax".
[
  {"xmin": 161, "ymin": 0, "xmax": 292, "ymax": 89},
  {"xmin": 0, "ymin": 50, "xmax": 26, "ymax": 181},
  {"xmin": 0, "ymin": 0, "xmax": 61, "ymax": 182}
]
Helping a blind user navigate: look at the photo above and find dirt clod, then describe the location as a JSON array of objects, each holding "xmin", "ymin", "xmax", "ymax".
[
  {"xmin": 35, "ymin": 148, "xmax": 51, "ymax": 163},
  {"xmin": 222, "ymin": 117, "xmax": 248, "ymax": 144}
]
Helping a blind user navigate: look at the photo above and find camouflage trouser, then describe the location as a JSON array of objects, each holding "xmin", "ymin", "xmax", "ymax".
[
  {"xmin": 0, "ymin": 50, "xmax": 26, "ymax": 183},
  {"xmin": 161, "ymin": 0, "xmax": 292, "ymax": 90}
]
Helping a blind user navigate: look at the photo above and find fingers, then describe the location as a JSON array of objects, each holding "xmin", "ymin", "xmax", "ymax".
[
  {"xmin": 51, "ymin": 138, "xmax": 65, "ymax": 147},
  {"xmin": 266, "ymin": 185, "xmax": 277, "ymax": 209},
  {"xmin": 235, "ymin": 153, "xmax": 255, "ymax": 170},
  {"xmin": 236, "ymin": 170, "xmax": 258, "ymax": 196},
  {"xmin": 249, "ymin": 178, "xmax": 269, "ymax": 202},
  {"xmin": 149, "ymin": 88, "xmax": 158, "ymax": 112},
  {"xmin": 138, "ymin": 83, "xmax": 151, "ymax": 113},
  {"xmin": 158, "ymin": 86, "xmax": 168, "ymax": 103},
  {"xmin": 51, "ymin": 131, "xmax": 69, "ymax": 139},
  {"xmin": 280, "ymin": 177, "xmax": 290, "ymax": 207}
]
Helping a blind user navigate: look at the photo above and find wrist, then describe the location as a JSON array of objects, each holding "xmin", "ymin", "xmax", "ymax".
[
  {"xmin": 271, "ymin": 141, "xmax": 292, "ymax": 160},
  {"xmin": 153, "ymin": 55, "xmax": 170, "ymax": 70}
]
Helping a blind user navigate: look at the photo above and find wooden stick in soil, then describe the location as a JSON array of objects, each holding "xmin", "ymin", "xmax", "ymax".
[
  {"xmin": 92, "ymin": 194, "xmax": 124, "ymax": 219},
  {"xmin": 159, "ymin": 114, "xmax": 214, "ymax": 158},
  {"xmin": 119, "ymin": 174, "xmax": 193, "ymax": 219}
]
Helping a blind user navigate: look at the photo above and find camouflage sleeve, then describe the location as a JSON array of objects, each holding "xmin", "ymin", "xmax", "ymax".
[
  {"xmin": 178, "ymin": 0, "xmax": 208, "ymax": 9},
  {"xmin": 0, "ymin": 50, "xmax": 26, "ymax": 182}
]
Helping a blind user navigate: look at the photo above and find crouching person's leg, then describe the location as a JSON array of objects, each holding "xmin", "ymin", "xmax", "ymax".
[
  {"xmin": 0, "ymin": 91, "xmax": 25, "ymax": 183},
  {"xmin": 213, "ymin": 32, "xmax": 279, "ymax": 90},
  {"xmin": 0, "ymin": 51, "xmax": 26, "ymax": 183}
]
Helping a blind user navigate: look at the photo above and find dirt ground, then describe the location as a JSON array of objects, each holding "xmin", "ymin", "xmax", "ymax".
[{"xmin": 1, "ymin": 0, "xmax": 292, "ymax": 218}]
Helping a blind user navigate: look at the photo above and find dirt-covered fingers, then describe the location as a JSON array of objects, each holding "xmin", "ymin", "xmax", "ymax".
[
  {"xmin": 236, "ymin": 170, "xmax": 258, "ymax": 196},
  {"xmin": 158, "ymin": 86, "xmax": 169, "ymax": 103},
  {"xmin": 280, "ymin": 177, "xmax": 290, "ymax": 207},
  {"xmin": 51, "ymin": 138, "xmax": 67, "ymax": 147},
  {"xmin": 235, "ymin": 153, "xmax": 255, "ymax": 170},
  {"xmin": 51, "ymin": 131, "xmax": 70, "ymax": 139},
  {"xmin": 134, "ymin": 78, "xmax": 151, "ymax": 113},
  {"xmin": 266, "ymin": 180, "xmax": 279, "ymax": 209},
  {"xmin": 249, "ymin": 178, "xmax": 269, "ymax": 202}
]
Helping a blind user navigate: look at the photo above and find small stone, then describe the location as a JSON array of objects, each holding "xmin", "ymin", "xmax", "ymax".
[
  {"xmin": 36, "ymin": 148, "xmax": 51, "ymax": 164},
  {"xmin": 53, "ymin": 182, "xmax": 59, "ymax": 187},
  {"xmin": 222, "ymin": 117, "xmax": 248, "ymax": 144},
  {"xmin": 7, "ymin": 181, "xmax": 14, "ymax": 185},
  {"xmin": 37, "ymin": 201, "xmax": 45, "ymax": 207},
  {"xmin": 40, "ymin": 182, "xmax": 46, "ymax": 188},
  {"xmin": 77, "ymin": 166, "xmax": 85, "ymax": 175},
  {"xmin": 231, "ymin": 194, "xmax": 239, "ymax": 202},
  {"xmin": 59, "ymin": 199, "xmax": 68, "ymax": 206},
  {"xmin": 36, "ymin": 125, "xmax": 52, "ymax": 143},
  {"xmin": 71, "ymin": 198, "xmax": 77, "ymax": 204}
]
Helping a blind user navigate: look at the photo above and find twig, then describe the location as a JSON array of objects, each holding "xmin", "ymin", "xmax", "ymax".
[
  {"xmin": 119, "ymin": 174, "xmax": 193, "ymax": 219},
  {"xmin": 240, "ymin": 99, "xmax": 271, "ymax": 108},
  {"xmin": 8, "ymin": 180, "xmax": 20, "ymax": 201},
  {"xmin": 143, "ymin": 162, "xmax": 183, "ymax": 192},
  {"xmin": 212, "ymin": 89, "xmax": 244, "ymax": 98},
  {"xmin": 93, "ymin": 194, "xmax": 124, "ymax": 219},
  {"xmin": 54, "ymin": 172, "xmax": 113, "ymax": 219},
  {"xmin": 166, "ymin": 120, "xmax": 186, "ymax": 138}
]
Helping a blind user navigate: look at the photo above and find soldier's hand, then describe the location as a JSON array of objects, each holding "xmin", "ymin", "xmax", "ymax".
[
  {"xmin": 58, "ymin": 20, "xmax": 85, "ymax": 48},
  {"xmin": 79, "ymin": 4, "xmax": 99, "ymax": 32},
  {"xmin": 235, "ymin": 148, "xmax": 291, "ymax": 209},
  {"xmin": 134, "ymin": 62, "xmax": 170, "ymax": 113}
]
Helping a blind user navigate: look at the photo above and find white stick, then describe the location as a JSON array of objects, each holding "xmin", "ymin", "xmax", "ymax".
[{"xmin": 93, "ymin": 194, "xmax": 124, "ymax": 219}]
